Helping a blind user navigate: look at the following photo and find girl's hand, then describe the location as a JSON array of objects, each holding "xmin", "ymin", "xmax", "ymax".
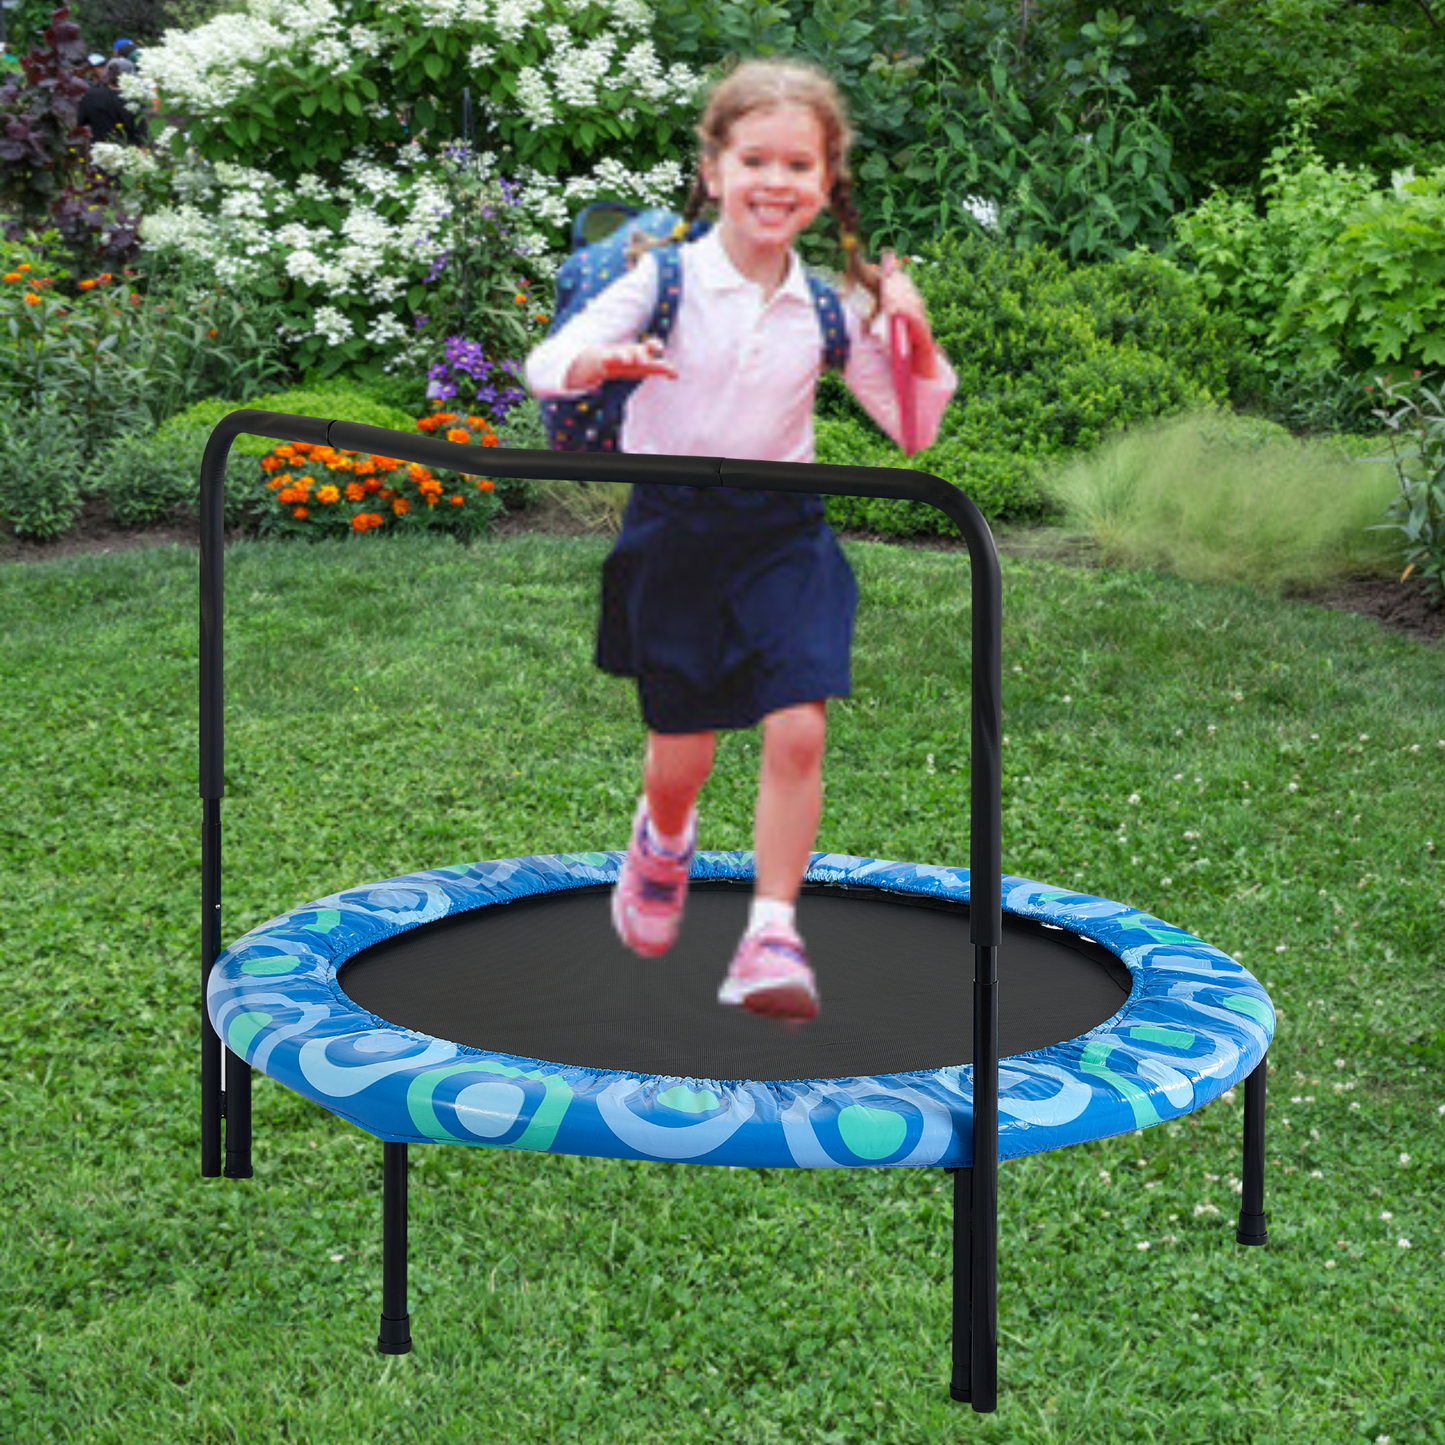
[
  {"xmin": 567, "ymin": 337, "xmax": 679, "ymax": 390},
  {"xmin": 879, "ymin": 251, "xmax": 937, "ymax": 377}
]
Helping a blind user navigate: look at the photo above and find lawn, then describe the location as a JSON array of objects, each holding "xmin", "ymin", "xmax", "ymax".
[{"xmin": 1, "ymin": 531, "xmax": 1443, "ymax": 1444}]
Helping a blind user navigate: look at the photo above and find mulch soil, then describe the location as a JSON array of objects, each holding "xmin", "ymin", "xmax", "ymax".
[{"xmin": 3, "ymin": 497, "xmax": 1441, "ymax": 647}]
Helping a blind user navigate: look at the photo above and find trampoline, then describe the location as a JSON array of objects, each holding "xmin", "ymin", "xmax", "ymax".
[{"xmin": 200, "ymin": 414, "xmax": 1274, "ymax": 1414}]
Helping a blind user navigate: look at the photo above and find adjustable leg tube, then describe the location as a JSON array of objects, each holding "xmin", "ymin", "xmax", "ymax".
[
  {"xmin": 1236, "ymin": 1055, "xmax": 1268, "ymax": 1246},
  {"xmin": 378, "ymin": 1142, "xmax": 412, "ymax": 1354},
  {"xmin": 949, "ymin": 1166, "xmax": 972, "ymax": 1402}
]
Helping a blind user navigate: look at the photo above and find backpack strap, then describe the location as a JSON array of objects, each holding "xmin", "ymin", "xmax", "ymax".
[{"xmin": 806, "ymin": 274, "xmax": 851, "ymax": 374}]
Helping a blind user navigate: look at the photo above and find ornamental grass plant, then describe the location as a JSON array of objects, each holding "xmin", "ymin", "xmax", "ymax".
[
  {"xmin": 1, "ymin": 534, "xmax": 1442, "ymax": 1442},
  {"xmin": 1041, "ymin": 407, "xmax": 1401, "ymax": 592}
]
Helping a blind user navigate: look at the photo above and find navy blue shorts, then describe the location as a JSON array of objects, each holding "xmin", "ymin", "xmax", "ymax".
[{"xmin": 596, "ymin": 482, "xmax": 858, "ymax": 734}]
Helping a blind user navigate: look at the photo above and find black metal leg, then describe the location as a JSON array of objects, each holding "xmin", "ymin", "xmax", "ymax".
[
  {"xmin": 378, "ymin": 1142, "xmax": 413, "ymax": 1354},
  {"xmin": 223, "ymin": 1046, "xmax": 253, "ymax": 1178},
  {"xmin": 1236, "ymin": 1055, "xmax": 1268, "ymax": 1245},
  {"xmin": 949, "ymin": 1166, "xmax": 972, "ymax": 1402}
]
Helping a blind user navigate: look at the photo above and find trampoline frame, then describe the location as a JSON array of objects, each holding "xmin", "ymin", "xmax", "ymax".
[{"xmin": 198, "ymin": 412, "xmax": 1268, "ymax": 1413}]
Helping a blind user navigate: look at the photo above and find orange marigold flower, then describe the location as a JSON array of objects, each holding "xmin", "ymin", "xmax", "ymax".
[
  {"xmin": 450, "ymin": 494, "xmax": 464, "ymax": 505},
  {"xmin": 24, "ymin": 293, "xmax": 41, "ymax": 306},
  {"xmin": 78, "ymin": 278, "xmax": 96, "ymax": 290},
  {"xmin": 317, "ymin": 483, "xmax": 341, "ymax": 504},
  {"xmin": 17, "ymin": 263, "xmax": 31, "ymax": 272},
  {"xmin": 371, "ymin": 456, "xmax": 403, "ymax": 472},
  {"xmin": 408, "ymin": 463, "xmax": 433, "ymax": 484},
  {"xmin": 466, "ymin": 415, "xmax": 487, "ymax": 429},
  {"xmin": 275, "ymin": 445, "xmax": 296, "ymax": 458},
  {"xmin": 261, "ymin": 456, "xmax": 284, "ymax": 472},
  {"xmin": 534, "ymin": 314, "xmax": 548, "ymax": 323},
  {"xmin": 426, "ymin": 494, "xmax": 439, "ymax": 506},
  {"xmin": 293, "ymin": 505, "xmax": 309, "ymax": 519},
  {"xmin": 392, "ymin": 497, "xmax": 410, "ymax": 515},
  {"xmin": 415, "ymin": 416, "xmax": 439, "ymax": 432},
  {"xmin": 351, "ymin": 513, "xmax": 371, "ymax": 532},
  {"xmin": 379, "ymin": 487, "xmax": 395, "ymax": 502},
  {"xmin": 363, "ymin": 477, "xmax": 381, "ymax": 494},
  {"xmin": 481, "ymin": 434, "xmax": 499, "ymax": 447},
  {"xmin": 368, "ymin": 512, "xmax": 384, "ymax": 527},
  {"xmin": 514, "ymin": 293, "xmax": 525, "ymax": 304},
  {"xmin": 3, "ymin": 272, "xmax": 22, "ymax": 283},
  {"xmin": 477, "ymin": 479, "xmax": 495, "ymax": 491},
  {"xmin": 345, "ymin": 482, "xmax": 365, "ymax": 502},
  {"xmin": 97, "ymin": 272, "xmax": 113, "ymax": 284},
  {"xmin": 277, "ymin": 487, "xmax": 298, "ymax": 504},
  {"xmin": 207, "ymin": 328, "xmax": 218, "ymax": 338},
  {"xmin": 446, "ymin": 427, "xmax": 470, "ymax": 444}
]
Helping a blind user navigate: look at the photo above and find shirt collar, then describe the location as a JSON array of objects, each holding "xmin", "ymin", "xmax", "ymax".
[{"xmin": 693, "ymin": 225, "xmax": 811, "ymax": 305}]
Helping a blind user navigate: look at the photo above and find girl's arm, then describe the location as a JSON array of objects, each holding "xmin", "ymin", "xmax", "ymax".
[
  {"xmin": 524, "ymin": 252, "xmax": 665, "ymax": 398},
  {"xmin": 839, "ymin": 292, "xmax": 958, "ymax": 453}
]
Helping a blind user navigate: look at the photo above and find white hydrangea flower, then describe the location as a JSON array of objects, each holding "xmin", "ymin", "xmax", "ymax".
[
  {"xmin": 366, "ymin": 313, "xmax": 409, "ymax": 347},
  {"xmin": 469, "ymin": 44, "xmax": 497, "ymax": 68},
  {"xmin": 312, "ymin": 305, "xmax": 355, "ymax": 345},
  {"xmin": 494, "ymin": 0, "xmax": 548, "ymax": 43},
  {"xmin": 514, "ymin": 67, "xmax": 556, "ymax": 128}
]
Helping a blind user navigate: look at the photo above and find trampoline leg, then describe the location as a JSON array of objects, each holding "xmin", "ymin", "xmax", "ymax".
[
  {"xmin": 378, "ymin": 1141, "xmax": 412, "ymax": 1354},
  {"xmin": 949, "ymin": 1166, "xmax": 972, "ymax": 1403},
  {"xmin": 1236, "ymin": 1055, "xmax": 1268, "ymax": 1246},
  {"xmin": 223, "ymin": 1046, "xmax": 253, "ymax": 1179}
]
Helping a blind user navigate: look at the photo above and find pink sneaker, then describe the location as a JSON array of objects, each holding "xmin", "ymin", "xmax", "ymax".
[
  {"xmin": 718, "ymin": 922, "xmax": 820, "ymax": 1022},
  {"xmin": 610, "ymin": 799, "xmax": 697, "ymax": 957}
]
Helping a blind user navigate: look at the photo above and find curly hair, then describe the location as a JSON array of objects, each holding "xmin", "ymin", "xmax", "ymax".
[{"xmin": 623, "ymin": 55, "xmax": 884, "ymax": 325}]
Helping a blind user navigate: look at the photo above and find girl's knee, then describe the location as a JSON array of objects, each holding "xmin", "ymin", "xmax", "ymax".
[{"xmin": 762, "ymin": 703, "xmax": 827, "ymax": 774}]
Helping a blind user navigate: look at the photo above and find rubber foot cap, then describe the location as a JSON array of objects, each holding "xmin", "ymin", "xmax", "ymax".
[
  {"xmin": 377, "ymin": 1313, "xmax": 412, "ymax": 1354},
  {"xmin": 1236, "ymin": 1211, "xmax": 1268, "ymax": 1246}
]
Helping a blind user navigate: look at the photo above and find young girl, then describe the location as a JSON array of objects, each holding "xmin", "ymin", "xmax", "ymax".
[{"xmin": 525, "ymin": 56, "xmax": 957, "ymax": 1023}]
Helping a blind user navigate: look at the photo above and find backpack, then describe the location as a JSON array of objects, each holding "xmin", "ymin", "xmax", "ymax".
[{"xmin": 540, "ymin": 202, "xmax": 851, "ymax": 453}]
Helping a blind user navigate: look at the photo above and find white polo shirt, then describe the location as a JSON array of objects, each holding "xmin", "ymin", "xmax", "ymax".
[{"xmin": 524, "ymin": 226, "xmax": 957, "ymax": 464}]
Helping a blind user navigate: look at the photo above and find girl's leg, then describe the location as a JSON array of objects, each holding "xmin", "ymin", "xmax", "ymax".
[
  {"xmin": 644, "ymin": 730, "xmax": 716, "ymax": 835},
  {"xmin": 753, "ymin": 701, "xmax": 827, "ymax": 904}
]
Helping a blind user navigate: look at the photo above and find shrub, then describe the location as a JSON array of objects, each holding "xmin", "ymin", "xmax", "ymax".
[
  {"xmin": 1040, "ymin": 405, "xmax": 1400, "ymax": 591},
  {"xmin": 1279, "ymin": 165, "xmax": 1445, "ymax": 383},
  {"xmin": 95, "ymin": 422, "xmax": 253, "ymax": 527},
  {"xmin": 0, "ymin": 397, "xmax": 86, "ymax": 539},
  {"xmin": 1367, "ymin": 370, "xmax": 1445, "ymax": 600},
  {"xmin": 815, "ymin": 229, "xmax": 1250, "ymax": 536},
  {"xmin": 155, "ymin": 383, "xmax": 423, "ymax": 461}
]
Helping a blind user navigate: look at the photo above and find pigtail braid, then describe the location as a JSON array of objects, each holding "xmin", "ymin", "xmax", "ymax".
[
  {"xmin": 624, "ymin": 169, "xmax": 712, "ymax": 269},
  {"xmin": 830, "ymin": 175, "xmax": 883, "ymax": 326}
]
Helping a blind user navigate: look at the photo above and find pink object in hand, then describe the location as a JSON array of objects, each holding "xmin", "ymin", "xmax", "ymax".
[{"xmin": 883, "ymin": 251, "xmax": 920, "ymax": 456}]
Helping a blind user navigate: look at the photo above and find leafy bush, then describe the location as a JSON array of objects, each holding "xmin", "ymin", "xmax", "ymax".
[
  {"xmin": 0, "ymin": 7, "xmax": 89, "ymax": 231},
  {"xmin": 0, "ymin": 397, "xmax": 86, "ymax": 539},
  {"xmin": 1367, "ymin": 370, "xmax": 1445, "ymax": 600},
  {"xmin": 865, "ymin": 22, "xmax": 1192, "ymax": 265},
  {"xmin": 130, "ymin": 0, "xmax": 707, "ymax": 185},
  {"xmin": 1040, "ymin": 405, "xmax": 1400, "ymax": 591},
  {"xmin": 155, "ymin": 383, "xmax": 422, "ymax": 461},
  {"xmin": 818, "ymin": 229, "xmax": 1249, "ymax": 536},
  {"xmin": 95, "ymin": 422, "xmax": 252, "ymax": 527},
  {"xmin": 1279, "ymin": 165, "xmax": 1445, "ymax": 382},
  {"xmin": 0, "ymin": 239, "xmax": 292, "ymax": 452}
]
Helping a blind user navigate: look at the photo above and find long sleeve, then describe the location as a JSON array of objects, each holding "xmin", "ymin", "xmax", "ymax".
[
  {"xmin": 839, "ymin": 290, "xmax": 957, "ymax": 453},
  {"xmin": 525, "ymin": 252, "xmax": 661, "ymax": 399}
]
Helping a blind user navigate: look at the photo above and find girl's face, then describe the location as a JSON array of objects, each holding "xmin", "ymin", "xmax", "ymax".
[{"xmin": 701, "ymin": 104, "xmax": 832, "ymax": 272}]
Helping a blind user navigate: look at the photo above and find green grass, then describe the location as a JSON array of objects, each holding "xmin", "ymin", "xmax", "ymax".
[
  {"xmin": 1040, "ymin": 408, "xmax": 1404, "ymax": 591},
  {"xmin": 2, "ymin": 532, "xmax": 1443, "ymax": 1444}
]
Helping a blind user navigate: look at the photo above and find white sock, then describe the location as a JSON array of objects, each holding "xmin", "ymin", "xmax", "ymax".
[
  {"xmin": 748, "ymin": 896, "xmax": 796, "ymax": 937},
  {"xmin": 644, "ymin": 804, "xmax": 691, "ymax": 855}
]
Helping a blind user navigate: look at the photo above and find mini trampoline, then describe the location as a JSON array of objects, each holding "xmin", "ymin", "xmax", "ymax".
[{"xmin": 199, "ymin": 415, "xmax": 1274, "ymax": 1414}]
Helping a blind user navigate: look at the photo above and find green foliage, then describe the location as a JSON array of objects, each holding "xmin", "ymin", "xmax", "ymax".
[
  {"xmin": 1367, "ymin": 370, "xmax": 1445, "ymax": 601},
  {"xmin": 1279, "ymin": 166, "xmax": 1445, "ymax": 381},
  {"xmin": 167, "ymin": 0, "xmax": 696, "ymax": 186},
  {"xmin": 0, "ymin": 396, "xmax": 85, "ymax": 538},
  {"xmin": 155, "ymin": 383, "xmax": 421, "ymax": 460},
  {"xmin": 0, "ymin": 237, "xmax": 293, "ymax": 455},
  {"xmin": 94, "ymin": 422, "xmax": 249, "ymax": 527},
  {"xmin": 1041, "ymin": 405, "xmax": 1400, "ymax": 591},
  {"xmin": 1168, "ymin": 0, "xmax": 1445, "ymax": 194},
  {"xmin": 863, "ymin": 22, "xmax": 1192, "ymax": 265},
  {"xmin": 1172, "ymin": 102, "xmax": 1382, "ymax": 424}
]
